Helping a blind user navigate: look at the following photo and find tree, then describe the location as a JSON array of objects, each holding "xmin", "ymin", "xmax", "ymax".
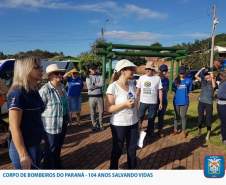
[
  {"xmin": 150, "ymin": 42, "xmax": 162, "ymax": 47},
  {"xmin": 0, "ymin": 52, "xmax": 7, "ymax": 59}
]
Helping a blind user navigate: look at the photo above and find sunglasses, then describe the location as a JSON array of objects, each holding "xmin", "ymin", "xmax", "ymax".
[
  {"xmin": 145, "ymin": 68, "xmax": 154, "ymax": 71},
  {"xmin": 33, "ymin": 65, "xmax": 43, "ymax": 70}
]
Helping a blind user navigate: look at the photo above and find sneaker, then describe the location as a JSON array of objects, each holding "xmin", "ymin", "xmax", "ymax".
[
  {"xmin": 173, "ymin": 129, "xmax": 178, "ymax": 135},
  {"xmin": 205, "ymin": 131, "xmax": 210, "ymax": 141},
  {"xmin": 98, "ymin": 127, "xmax": 104, "ymax": 131},
  {"xmin": 157, "ymin": 130, "xmax": 164, "ymax": 138},
  {"xmin": 177, "ymin": 129, "xmax": 182, "ymax": 133},
  {"xmin": 92, "ymin": 126, "xmax": 97, "ymax": 132}
]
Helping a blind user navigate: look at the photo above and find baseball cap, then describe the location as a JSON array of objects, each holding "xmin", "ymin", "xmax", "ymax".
[
  {"xmin": 179, "ymin": 66, "xmax": 186, "ymax": 74},
  {"xmin": 159, "ymin": 64, "xmax": 168, "ymax": 72}
]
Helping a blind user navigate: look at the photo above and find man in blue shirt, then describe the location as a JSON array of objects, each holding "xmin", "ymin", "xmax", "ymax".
[{"xmin": 64, "ymin": 68, "xmax": 83, "ymax": 125}]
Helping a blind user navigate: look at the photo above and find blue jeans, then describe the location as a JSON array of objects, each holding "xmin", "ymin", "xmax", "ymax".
[
  {"xmin": 110, "ymin": 123, "xmax": 138, "ymax": 169},
  {"xmin": 139, "ymin": 103, "xmax": 158, "ymax": 135},
  {"xmin": 8, "ymin": 141, "xmax": 41, "ymax": 169}
]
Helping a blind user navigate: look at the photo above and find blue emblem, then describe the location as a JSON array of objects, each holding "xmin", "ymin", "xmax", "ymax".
[{"xmin": 204, "ymin": 155, "xmax": 225, "ymax": 178}]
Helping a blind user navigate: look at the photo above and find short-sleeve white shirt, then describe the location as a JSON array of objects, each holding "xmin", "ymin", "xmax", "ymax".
[
  {"xmin": 136, "ymin": 75, "xmax": 163, "ymax": 104},
  {"xmin": 106, "ymin": 81, "xmax": 139, "ymax": 126}
]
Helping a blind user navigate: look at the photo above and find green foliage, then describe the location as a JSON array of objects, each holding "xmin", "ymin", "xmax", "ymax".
[
  {"xmin": 14, "ymin": 49, "xmax": 63, "ymax": 59},
  {"xmin": 115, "ymin": 54, "xmax": 146, "ymax": 66},
  {"xmin": 175, "ymin": 33, "xmax": 226, "ymax": 69},
  {"xmin": 0, "ymin": 52, "xmax": 7, "ymax": 59},
  {"xmin": 78, "ymin": 52, "xmax": 102, "ymax": 75},
  {"xmin": 150, "ymin": 42, "xmax": 162, "ymax": 47},
  {"xmin": 0, "ymin": 49, "xmax": 64, "ymax": 60},
  {"xmin": 49, "ymin": 55, "xmax": 79, "ymax": 61},
  {"xmin": 91, "ymin": 38, "xmax": 106, "ymax": 54}
]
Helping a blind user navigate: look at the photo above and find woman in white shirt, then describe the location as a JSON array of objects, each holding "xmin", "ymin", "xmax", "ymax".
[{"xmin": 106, "ymin": 59, "xmax": 138, "ymax": 169}]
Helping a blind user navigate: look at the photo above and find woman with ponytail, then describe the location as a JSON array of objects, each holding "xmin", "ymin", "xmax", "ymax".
[{"xmin": 106, "ymin": 59, "xmax": 138, "ymax": 169}]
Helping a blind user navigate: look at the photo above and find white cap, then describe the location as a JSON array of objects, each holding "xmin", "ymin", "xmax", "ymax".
[
  {"xmin": 46, "ymin": 64, "xmax": 66, "ymax": 75},
  {"xmin": 114, "ymin": 59, "xmax": 136, "ymax": 72}
]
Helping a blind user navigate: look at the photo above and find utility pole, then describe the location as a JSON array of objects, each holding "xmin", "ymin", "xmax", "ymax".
[
  {"xmin": 101, "ymin": 27, "xmax": 104, "ymax": 39},
  {"xmin": 210, "ymin": 4, "xmax": 219, "ymax": 70},
  {"xmin": 101, "ymin": 19, "xmax": 109, "ymax": 40}
]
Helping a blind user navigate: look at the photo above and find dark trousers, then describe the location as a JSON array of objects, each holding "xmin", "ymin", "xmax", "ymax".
[
  {"xmin": 157, "ymin": 103, "xmax": 167, "ymax": 130},
  {"xmin": 139, "ymin": 103, "xmax": 158, "ymax": 135},
  {"xmin": 110, "ymin": 123, "xmax": 138, "ymax": 169},
  {"xmin": 198, "ymin": 101, "xmax": 213, "ymax": 131},
  {"xmin": 217, "ymin": 104, "xmax": 226, "ymax": 141},
  {"xmin": 43, "ymin": 116, "xmax": 68, "ymax": 169},
  {"xmin": 43, "ymin": 132, "xmax": 62, "ymax": 169}
]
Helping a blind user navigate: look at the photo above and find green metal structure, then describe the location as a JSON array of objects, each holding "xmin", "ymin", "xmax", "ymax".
[{"xmin": 95, "ymin": 42, "xmax": 187, "ymax": 92}]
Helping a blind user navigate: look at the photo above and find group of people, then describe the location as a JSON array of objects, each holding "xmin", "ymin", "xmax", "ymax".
[
  {"xmin": 106, "ymin": 58, "xmax": 226, "ymax": 169},
  {"xmin": 5, "ymin": 57, "xmax": 226, "ymax": 170},
  {"xmin": 6, "ymin": 57, "xmax": 105, "ymax": 169}
]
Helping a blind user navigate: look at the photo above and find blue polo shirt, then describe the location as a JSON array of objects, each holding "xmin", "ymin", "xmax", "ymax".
[
  {"xmin": 173, "ymin": 78, "xmax": 192, "ymax": 106},
  {"xmin": 67, "ymin": 77, "xmax": 84, "ymax": 97},
  {"xmin": 7, "ymin": 87, "xmax": 45, "ymax": 147},
  {"xmin": 161, "ymin": 76, "xmax": 169, "ymax": 104}
]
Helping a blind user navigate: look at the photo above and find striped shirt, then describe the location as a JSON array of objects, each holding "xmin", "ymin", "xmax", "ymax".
[{"xmin": 39, "ymin": 82, "xmax": 68, "ymax": 134}]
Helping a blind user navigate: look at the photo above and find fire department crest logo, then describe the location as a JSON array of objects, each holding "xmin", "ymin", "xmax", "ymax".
[{"xmin": 204, "ymin": 155, "xmax": 225, "ymax": 178}]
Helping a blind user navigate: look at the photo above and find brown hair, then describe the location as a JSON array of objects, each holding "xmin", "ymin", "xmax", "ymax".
[{"xmin": 111, "ymin": 71, "xmax": 121, "ymax": 83}]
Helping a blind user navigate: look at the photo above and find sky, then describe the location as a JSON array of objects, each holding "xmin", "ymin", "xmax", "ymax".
[{"xmin": 0, "ymin": 0, "xmax": 225, "ymax": 56}]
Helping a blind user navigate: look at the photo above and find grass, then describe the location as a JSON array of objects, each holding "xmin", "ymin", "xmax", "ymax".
[{"xmin": 165, "ymin": 89, "xmax": 226, "ymax": 150}]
